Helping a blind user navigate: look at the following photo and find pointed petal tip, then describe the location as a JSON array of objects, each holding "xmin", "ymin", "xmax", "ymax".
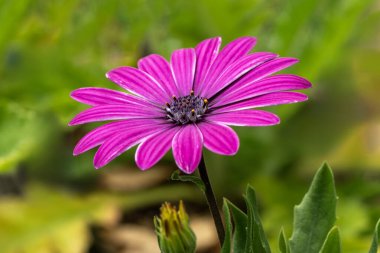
[
  {"xmin": 134, "ymin": 152, "xmax": 152, "ymax": 171},
  {"xmin": 179, "ymin": 165, "xmax": 197, "ymax": 174}
]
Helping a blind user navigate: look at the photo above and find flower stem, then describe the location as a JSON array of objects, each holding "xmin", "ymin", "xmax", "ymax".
[{"xmin": 198, "ymin": 154, "xmax": 225, "ymax": 246}]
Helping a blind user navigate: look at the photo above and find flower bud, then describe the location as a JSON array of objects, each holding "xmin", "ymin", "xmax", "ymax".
[{"xmin": 154, "ymin": 201, "xmax": 196, "ymax": 253}]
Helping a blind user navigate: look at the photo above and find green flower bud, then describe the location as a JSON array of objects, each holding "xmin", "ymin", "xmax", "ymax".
[{"xmin": 154, "ymin": 201, "xmax": 196, "ymax": 253}]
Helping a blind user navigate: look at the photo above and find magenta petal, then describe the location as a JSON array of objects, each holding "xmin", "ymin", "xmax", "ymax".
[
  {"xmin": 94, "ymin": 124, "xmax": 168, "ymax": 169},
  {"xmin": 68, "ymin": 104, "xmax": 164, "ymax": 126},
  {"xmin": 135, "ymin": 127, "xmax": 178, "ymax": 170},
  {"xmin": 138, "ymin": 54, "xmax": 179, "ymax": 98},
  {"xmin": 170, "ymin": 48, "xmax": 196, "ymax": 96},
  {"xmin": 198, "ymin": 122, "xmax": 239, "ymax": 155},
  {"xmin": 73, "ymin": 119, "xmax": 165, "ymax": 155},
  {"xmin": 205, "ymin": 52, "xmax": 277, "ymax": 98},
  {"xmin": 213, "ymin": 74, "xmax": 311, "ymax": 107},
  {"xmin": 172, "ymin": 124, "xmax": 203, "ymax": 174},
  {"xmin": 193, "ymin": 37, "xmax": 221, "ymax": 94},
  {"xmin": 214, "ymin": 92, "xmax": 309, "ymax": 113},
  {"xmin": 106, "ymin": 67, "xmax": 167, "ymax": 104},
  {"xmin": 207, "ymin": 110, "xmax": 280, "ymax": 126},
  {"xmin": 70, "ymin": 87, "xmax": 157, "ymax": 107},
  {"xmin": 200, "ymin": 36, "xmax": 257, "ymax": 97},
  {"xmin": 214, "ymin": 57, "xmax": 299, "ymax": 103}
]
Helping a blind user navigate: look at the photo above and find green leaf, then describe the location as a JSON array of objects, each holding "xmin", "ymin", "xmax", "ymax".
[
  {"xmin": 221, "ymin": 198, "xmax": 232, "ymax": 253},
  {"xmin": 279, "ymin": 228, "xmax": 290, "ymax": 253},
  {"xmin": 289, "ymin": 163, "xmax": 338, "ymax": 253},
  {"xmin": 244, "ymin": 185, "xmax": 271, "ymax": 253},
  {"xmin": 0, "ymin": 103, "xmax": 45, "ymax": 172},
  {"xmin": 368, "ymin": 219, "xmax": 380, "ymax": 253},
  {"xmin": 170, "ymin": 170, "xmax": 205, "ymax": 192},
  {"xmin": 228, "ymin": 201, "xmax": 248, "ymax": 253},
  {"xmin": 0, "ymin": 183, "xmax": 197, "ymax": 253},
  {"xmin": 320, "ymin": 227, "xmax": 341, "ymax": 253}
]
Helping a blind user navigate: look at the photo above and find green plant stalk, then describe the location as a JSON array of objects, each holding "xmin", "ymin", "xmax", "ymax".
[{"xmin": 198, "ymin": 154, "xmax": 225, "ymax": 246}]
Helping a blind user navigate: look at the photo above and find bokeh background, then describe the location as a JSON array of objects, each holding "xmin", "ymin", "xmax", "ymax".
[{"xmin": 1, "ymin": 0, "xmax": 380, "ymax": 252}]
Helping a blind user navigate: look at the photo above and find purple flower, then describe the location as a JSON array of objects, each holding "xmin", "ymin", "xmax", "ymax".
[{"xmin": 69, "ymin": 37, "xmax": 311, "ymax": 174}]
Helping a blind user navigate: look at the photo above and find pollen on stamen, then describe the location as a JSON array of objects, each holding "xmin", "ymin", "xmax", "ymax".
[{"xmin": 165, "ymin": 92, "xmax": 208, "ymax": 125}]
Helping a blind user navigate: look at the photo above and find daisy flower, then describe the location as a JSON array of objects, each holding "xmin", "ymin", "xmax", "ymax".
[{"xmin": 69, "ymin": 36, "xmax": 311, "ymax": 174}]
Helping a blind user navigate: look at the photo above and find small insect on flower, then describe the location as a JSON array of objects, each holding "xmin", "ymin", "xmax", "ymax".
[{"xmin": 69, "ymin": 37, "xmax": 311, "ymax": 173}]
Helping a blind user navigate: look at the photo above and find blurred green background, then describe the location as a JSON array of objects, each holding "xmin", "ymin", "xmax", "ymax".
[{"xmin": 1, "ymin": 0, "xmax": 380, "ymax": 252}]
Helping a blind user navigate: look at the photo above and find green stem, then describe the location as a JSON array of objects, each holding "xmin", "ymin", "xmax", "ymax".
[{"xmin": 198, "ymin": 154, "xmax": 225, "ymax": 246}]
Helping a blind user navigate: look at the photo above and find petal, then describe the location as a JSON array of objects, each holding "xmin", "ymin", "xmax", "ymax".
[
  {"xmin": 200, "ymin": 36, "xmax": 257, "ymax": 97},
  {"xmin": 205, "ymin": 52, "xmax": 277, "ymax": 98},
  {"xmin": 68, "ymin": 104, "xmax": 164, "ymax": 126},
  {"xmin": 213, "ymin": 92, "xmax": 309, "ymax": 113},
  {"xmin": 214, "ymin": 57, "xmax": 299, "ymax": 103},
  {"xmin": 213, "ymin": 74, "xmax": 311, "ymax": 107},
  {"xmin": 94, "ymin": 124, "xmax": 169, "ymax": 169},
  {"xmin": 106, "ymin": 66, "xmax": 167, "ymax": 104},
  {"xmin": 70, "ymin": 87, "xmax": 158, "ymax": 108},
  {"xmin": 207, "ymin": 110, "xmax": 280, "ymax": 126},
  {"xmin": 172, "ymin": 124, "xmax": 203, "ymax": 174},
  {"xmin": 138, "ymin": 54, "xmax": 179, "ymax": 98},
  {"xmin": 135, "ymin": 127, "xmax": 179, "ymax": 170},
  {"xmin": 198, "ymin": 122, "xmax": 239, "ymax": 155},
  {"xmin": 170, "ymin": 48, "xmax": 196, "ymax": 96},
  {"xmin": 73, "ymin": 119, "xmax": 166, "ymax": 155},
  {"xmin": 193, "ymin": 37, "xmax": 222, "ymax": 94}
]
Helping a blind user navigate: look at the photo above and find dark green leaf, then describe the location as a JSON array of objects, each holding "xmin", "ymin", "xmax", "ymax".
[
  {"xmin": 221, "ymin": 198, "xmax": 232, "ymax": 253},
  {"xmin": 320, "ymin": 227, "xmax": 341, "ymax": 253},
  {"xmin": 279, "ymin": 228, "xmax": 290, "ymax": 253},
  {"xmin": 368, "ymin": 219, "xmax": 380, "ymax": 253},
  {"xmin": 227, "ymin": 200, "xmax": 248, "ymax": 253},
  {"xmin": 170, "ymin": 170, "xmax": 205, "ymax": 192},
  {"xmin": 289, "ymin": 163, "xmax": 338, "ymax": 253},
  {"xmin": 244, "ymin": 185, "xmax": 271, "ymax": 253}
]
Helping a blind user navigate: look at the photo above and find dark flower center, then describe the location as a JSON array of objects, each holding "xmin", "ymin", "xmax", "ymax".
[{"xmin": 165, "ymin": 91, "xmax": 208, "ymax": 125}]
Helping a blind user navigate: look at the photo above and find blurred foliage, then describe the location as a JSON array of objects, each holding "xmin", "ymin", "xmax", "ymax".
[{"xmin": 0, "ymin": 0, "xmax": 380, "ymax": 252}]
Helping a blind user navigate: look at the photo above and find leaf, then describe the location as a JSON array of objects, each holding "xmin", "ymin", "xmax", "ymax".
[
  {"xmin": 221, "ymin": 198, "xmax": 232, "ymax": 253},
  {"xmin": 0, "ymin": 183, "xmax": 197, "ymax": 253},
  {"xmin": 289, "ymin": 163, "xmax": 338, "ymax": 253},
  {"xmin": 170, "ymin": 170, "xmax": 205, "ymax": 192},
  {"xmin": 368, "ymin": 219, "xmax": 380, "ymax": 253},
  {"xmin": 227, "ymin": 201, "xmax": 248, "ymax": 253},
  {"xmin": 320, "ymin": 227, "xmax": 341, "ymax": 253},
  {"xmin": 279, "ymin": 228, "xmax": 290, "ymax": 253},
  {"xmin": 0, "ymin": 103, "xmax": 45, "ymax": 172},
  {"xmin": 244, "ymin": 185, "xmax": 271, "ymax": 253}
]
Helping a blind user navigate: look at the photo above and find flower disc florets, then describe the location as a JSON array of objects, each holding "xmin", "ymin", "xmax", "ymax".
[{"xmin": 165, "ymin": 91, "xmax": 208, "ymax": 125}]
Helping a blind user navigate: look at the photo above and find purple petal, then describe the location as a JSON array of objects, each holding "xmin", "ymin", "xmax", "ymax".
[
  {"xmin": 198, "ymin": 122, "xmax": 239, "ymax": 155},
  {"xmin": 213, "ymin": 74, "xmax": 311, "ymax": 107},
  {"xmin": 207, "ymin": 110, "xmax": 280, "ymax": 126},
  {"xmin": 94, "ymin": 124, "xmax": 169, "ymax": 169},
  {"xmin": 199, "ymin": 36, "xmax": 257, "ymax": 97},
  {"xmin": 70, "ymin": 87, "xmax": 158, "ymax": 108},
  {"xmin": 193, "ymin": 37, "xmax": 222, "ymax": 94},
  {"xmin": 204, "ymin": 52, "xmax": 277, "ymax": 98},
  {"xmin": 214, "ymin": 57, "xmax": 299, "ymax": 103},
  {"xmin": 170, "ymin": 48, "xmax": 196, "ymax": 96},
  {"xmin": 213, "ymin": 92, "xmax": 309, "ymax": 113},
  {"xmin": 135, "ymin": 127, "xmax": 179, "ymax": 170},
  {"xmin": 68, "ymin": 104, "xmax": 164, "ymax": 126},
  {"xmin": 73, "ymin": 119, "xmax": 166, "ymax": 155},
  {"xmin": 138, "ymin": 54, "xmax": 179, "ymax": 98},
  {"xmin": 172, "ymin": 124, "xmax": 203, "ymax": 174},
  {"xmin": 106, "ymin": 67, "xmax": 167, "ymax": 104}
]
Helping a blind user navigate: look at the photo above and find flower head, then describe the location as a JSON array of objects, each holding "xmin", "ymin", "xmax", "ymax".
[
  {"xmin": 69, "ymin": 37, "xmax": 311, "ymax": 173},
  {"xmin": 154, "ymin": 201, "xmax": 196, "ymax": 253}
]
